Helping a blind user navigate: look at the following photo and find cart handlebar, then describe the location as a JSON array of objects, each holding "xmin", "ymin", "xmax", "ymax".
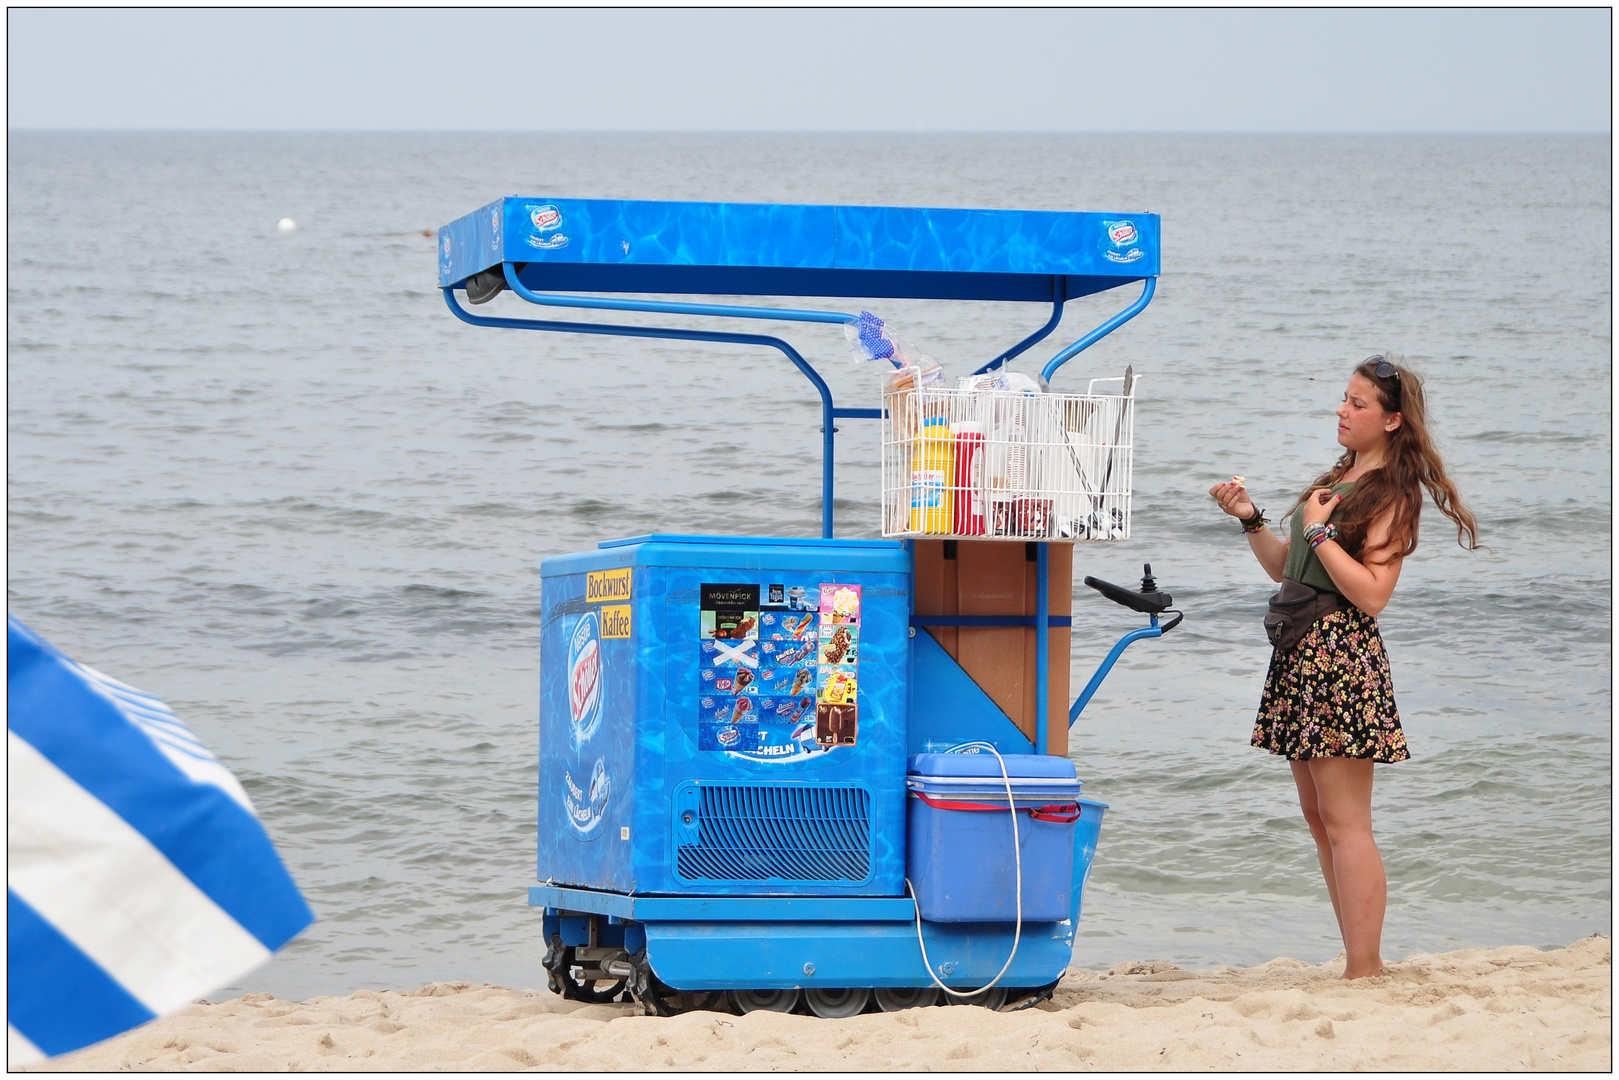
[{"xmin": 1070, "ymin": 563, "xmax": 1184, "ymax": 725}]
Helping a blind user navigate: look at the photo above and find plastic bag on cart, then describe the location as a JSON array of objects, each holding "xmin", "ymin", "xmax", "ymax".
[
  {"xmin": 846, "ymin": 311, "xmax": 945, "ymax": 393},
  {"xmin": 957, "ymin": 369, "xmax": 1044, "ymax": 395}
]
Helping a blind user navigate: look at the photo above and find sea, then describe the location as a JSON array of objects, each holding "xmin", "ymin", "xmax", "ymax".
[{"xmin": 7, "ymin": 132, "xmax": 1610, "ymax": 1001}]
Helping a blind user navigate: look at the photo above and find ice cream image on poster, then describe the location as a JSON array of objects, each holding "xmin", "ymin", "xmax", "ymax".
[
  {"xmin": 759, "ymin": 610, "xmax": 816, "ymax": 641},
  {"xmin": 698, "ymin": 580, "xmax": 827, "ymax": 762},
  {"xmin": 563, "ymin": 756, "xmax": 611, "ymax": 839},
  {"xmin": 820, "ymin": 623, "xmax": 858, "ymax": 666},
  {"xmin": 699, "ymin": 583, "xmax": 760, "ymax": 640},
  {"xmin": 700, "ymin": 638, "xmax": 760, "ymax": 694},
  {"xmin": 820, "ymin": 583, "xmax": 861, "ymax": 625},
  {"xmin": 817, "ymin": 702, "xmax": 858, "ymax": 746},
  {"xmin": 567, "ymin": 611, "xmax": 604, "ymax": 749}
]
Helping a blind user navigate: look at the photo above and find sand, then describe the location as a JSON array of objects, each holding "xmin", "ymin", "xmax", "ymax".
[{"xmin": 27, "ymin": 935, "xmax": 1609, "ymax": 1072}]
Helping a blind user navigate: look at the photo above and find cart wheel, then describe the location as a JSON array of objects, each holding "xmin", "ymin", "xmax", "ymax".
[
  {"xmin": 562, "ymin": 962, "xmax": 628, "ymax": 1004},
  {"xmin": 874, "ymin": 986, "xmax": 940, "ymax": 1011},
  {"xmin": 804, "ymin": 987, "xmax": 870, "ymax": 1018},
  {"xmin": 947, "ymin": 985, "xmax": 1007, "ymax": 1010},
  {"xmin": 542, "ymin": 934, "xmax": 570, "ymax": 997},
  {"xmin": 662, "ymin": 990, "xmax": 728, "ymax": 1015},
  {"xmin": 624, "ymin": 951, "xmax": 726, "ymax": 1016},
  {"xmin": 542, "ymin": 937, "xmax": 628, "ymax": 1004},
  {"xmin": 1005, "ymin": 980, "xmax": 1060, "ymax": 1011},
  {"xmin": 728, "ymin": 988, "xmax": 801, "ymax": 1014},
  {"xmin": 640, "ymin": 988, "xmax": 726, "ymax": 1017}
]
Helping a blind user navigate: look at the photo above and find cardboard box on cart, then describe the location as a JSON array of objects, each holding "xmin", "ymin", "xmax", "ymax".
[{"xmin": 911, "ymin": 539, "xmax": 1073, "ymax": 757}]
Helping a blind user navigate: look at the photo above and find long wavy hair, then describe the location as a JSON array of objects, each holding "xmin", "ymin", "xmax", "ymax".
[{"xmin": 1294, "ymin": 355, "xmax": 1480, "ymax": 563}]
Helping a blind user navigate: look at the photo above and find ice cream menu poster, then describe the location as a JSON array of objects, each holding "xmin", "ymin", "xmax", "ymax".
[{"xmin": 697, "ymin": 581, "xmax": 862, "ymax": 758}]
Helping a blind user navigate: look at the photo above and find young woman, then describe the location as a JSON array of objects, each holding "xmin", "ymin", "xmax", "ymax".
[{"xmin": 1209, "ymin": 355, "xmax": 1479, "ymax": 979}]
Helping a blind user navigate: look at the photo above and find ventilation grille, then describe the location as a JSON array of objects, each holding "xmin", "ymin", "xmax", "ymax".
[{"xmin": 676, "ymin": 784, "xmax": 871, "ymax": 882}]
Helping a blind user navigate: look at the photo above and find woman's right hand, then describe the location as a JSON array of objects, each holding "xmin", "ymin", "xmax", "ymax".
[{"xmin": 1209, "ymin": 480, "xmax": 1257, "ymax": 520}]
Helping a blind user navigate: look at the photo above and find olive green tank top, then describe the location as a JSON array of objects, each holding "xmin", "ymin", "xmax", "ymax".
[{"xmin": 1282, "ymin": 481, "xmax": 1355, "ymax": 595}]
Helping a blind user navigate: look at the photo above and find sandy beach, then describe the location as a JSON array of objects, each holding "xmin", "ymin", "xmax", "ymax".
[{"xmin": 29, "ymin": 935, "xmax": 1608, "ymax": 1072}]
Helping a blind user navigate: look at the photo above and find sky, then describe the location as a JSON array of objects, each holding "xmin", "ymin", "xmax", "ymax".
[{"xmin": 5, "ymin": 8, "xmax": 1612, "ymax": 132}]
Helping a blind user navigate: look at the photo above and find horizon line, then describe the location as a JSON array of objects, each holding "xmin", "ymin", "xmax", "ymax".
[{"xmin": 7, "ymin": 127, "xmax": 1612, "ymax": 137}]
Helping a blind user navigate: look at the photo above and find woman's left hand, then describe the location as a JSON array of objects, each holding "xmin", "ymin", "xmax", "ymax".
[{"xmin": 1301, "ymin": 488, "xmax": 1340, "ymax": 527}]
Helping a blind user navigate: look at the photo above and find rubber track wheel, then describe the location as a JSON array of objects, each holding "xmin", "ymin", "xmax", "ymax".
[
  {"xmin": 946, "ymin": 985, "xmax": 1007, "ymax": 1010},
  {"xmin": 874, "ymin": 986, "xmax": 940, "ymax": 1011},
  {"xmin": 728, "ymin": 988, "xmax": 802, "ymax": 1014},
  {"xmin": 804, "ymin": 987, "xmax": 871, "ymax": 1018}
]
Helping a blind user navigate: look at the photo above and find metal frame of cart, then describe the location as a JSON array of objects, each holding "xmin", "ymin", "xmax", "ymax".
[
  {"xmin": 438, "ymin": 197, "xmax": 1175, "ymax": 1013},
  {"xmin": 440, "ymin": 197, "xmax": 1161, "ymax": 751}
]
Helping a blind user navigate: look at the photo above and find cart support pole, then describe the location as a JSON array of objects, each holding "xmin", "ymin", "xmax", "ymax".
[
  {"xmin": 443, "ymin": 287, "xmax": 840, "ymax": 537},
  {"xmin": 1040, "ymin": 277, "xmax": 1156, "ymax": 384},
  {"xmin": 821, "ymin": 409, "xmax": 835, "ymax": 538},
  {"xmin": 498, "ymin": 272, "xmax": 858, "ymax": 326},
  {"xmin": 971, "ymin": 289, "xmax": 1066, "ymax": 376},
  {"xmin": 1035, "ymin": 543, "xmax": 1050, "ymax": 755},
  {"xmin": 1069, "ymin": 618, "xmax": 1163, "ymax": 725}
]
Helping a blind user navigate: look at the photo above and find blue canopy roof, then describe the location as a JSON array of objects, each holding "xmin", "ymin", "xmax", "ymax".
[{"xmin": 438, "ymin": 197, "xmax": 1158, "ymax": 303}]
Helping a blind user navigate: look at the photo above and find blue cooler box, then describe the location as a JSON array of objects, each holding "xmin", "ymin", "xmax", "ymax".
[{"xmin": 906, "ymin": 753, "xmax": 1082, "ymax": 922}]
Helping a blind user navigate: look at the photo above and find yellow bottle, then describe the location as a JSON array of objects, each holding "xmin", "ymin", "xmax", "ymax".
[{"xmin": 911, "ymin": 416, "xmax": 955, "ymax": 534}]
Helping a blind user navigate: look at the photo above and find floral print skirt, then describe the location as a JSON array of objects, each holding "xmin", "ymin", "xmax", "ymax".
[{"xmin": 1253, "ymin": 606, "xmax": 1409, "ymax": 762}]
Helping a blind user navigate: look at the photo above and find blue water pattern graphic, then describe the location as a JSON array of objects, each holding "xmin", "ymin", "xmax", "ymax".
[
  {"xmin": 439, "ymin": 197, "xmax": 1161, "ymax": 293},
  {"xmin": 537, "ymin": 537, "xmax": 910, "ymax": 897}
]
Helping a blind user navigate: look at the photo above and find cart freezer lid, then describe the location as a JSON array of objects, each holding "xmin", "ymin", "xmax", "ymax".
[
  {"xmin": 598, "ymin": 533, "xmax": 901, "ymax": 551},
  {"xmin": 541, "ymin": 534, "xmax": 910, "ymax": 576}
]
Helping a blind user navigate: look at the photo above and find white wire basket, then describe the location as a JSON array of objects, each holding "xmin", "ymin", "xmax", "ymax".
[{"xmin": 880, "ymin": 375, "xmax": 1137, "ymax": 542}]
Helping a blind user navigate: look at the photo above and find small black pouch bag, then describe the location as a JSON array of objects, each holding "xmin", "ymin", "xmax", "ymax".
[{"xmin": 1264, "ymin": 579, "xmax": 1345, "ymax": 652}]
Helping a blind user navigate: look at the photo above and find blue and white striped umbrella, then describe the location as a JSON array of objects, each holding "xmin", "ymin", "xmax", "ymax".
[{"xmin": 7, "ymin": 615, "xmax": 314, "ymax": 1062}]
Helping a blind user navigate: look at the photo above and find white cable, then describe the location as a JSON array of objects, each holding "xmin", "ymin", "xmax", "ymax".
[{"xmin": 907, "ymin": 742, "xmax": 1022, "ymax": 1000}]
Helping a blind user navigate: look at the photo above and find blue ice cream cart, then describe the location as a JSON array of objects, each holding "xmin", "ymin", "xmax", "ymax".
[{"xmin": 439, "ymin": 197, "xmax": 1181, "ymax": 1014}]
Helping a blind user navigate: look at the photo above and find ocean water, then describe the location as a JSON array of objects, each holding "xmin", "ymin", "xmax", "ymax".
[{"xmin": 7, "ymin": 132, "xmax": 1610, "ymax": 1000}]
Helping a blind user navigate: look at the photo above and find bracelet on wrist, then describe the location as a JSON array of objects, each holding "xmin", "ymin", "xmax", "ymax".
[
  {"xmin": 1239, "ymin": 507, "xmax": 1267, "ymax": 534},
  {"xmin": 1305, "ymin": 523, "xmax": 1338, "ymax": 550}
]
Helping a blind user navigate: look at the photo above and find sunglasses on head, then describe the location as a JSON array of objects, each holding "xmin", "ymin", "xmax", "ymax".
[{"xmin": 1364, "ymin": 354, "xmax": 1403, "ymax": 408}]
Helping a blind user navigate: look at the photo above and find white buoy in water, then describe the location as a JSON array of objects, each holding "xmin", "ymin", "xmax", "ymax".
[{"xmin": 276, "ymin": 218, "xmax": 297, "ymax": 233}]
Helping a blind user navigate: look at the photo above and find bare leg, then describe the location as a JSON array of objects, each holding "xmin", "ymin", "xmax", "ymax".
[
  {"xmin": 1307, "ymin": 758, "xmax": 1385, "ymax": 978},
  {"xmin": 1290, "ymin": 761, "xmax": 1344, "ymax": 941}
]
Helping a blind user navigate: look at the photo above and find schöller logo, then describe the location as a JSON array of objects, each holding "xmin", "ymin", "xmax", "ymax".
[
  {"xmin": 567, "ymin": 612, "xmax": 603, "ymax": 747},
  {"xmin": 586, "ymin": 568, "xmax": 632, "ymax": 604}
]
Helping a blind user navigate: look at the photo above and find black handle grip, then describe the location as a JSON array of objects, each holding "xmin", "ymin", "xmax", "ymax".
[{"xmin": 1083, "ymin": 575, "xmax": 1173, "ymax": 614}]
